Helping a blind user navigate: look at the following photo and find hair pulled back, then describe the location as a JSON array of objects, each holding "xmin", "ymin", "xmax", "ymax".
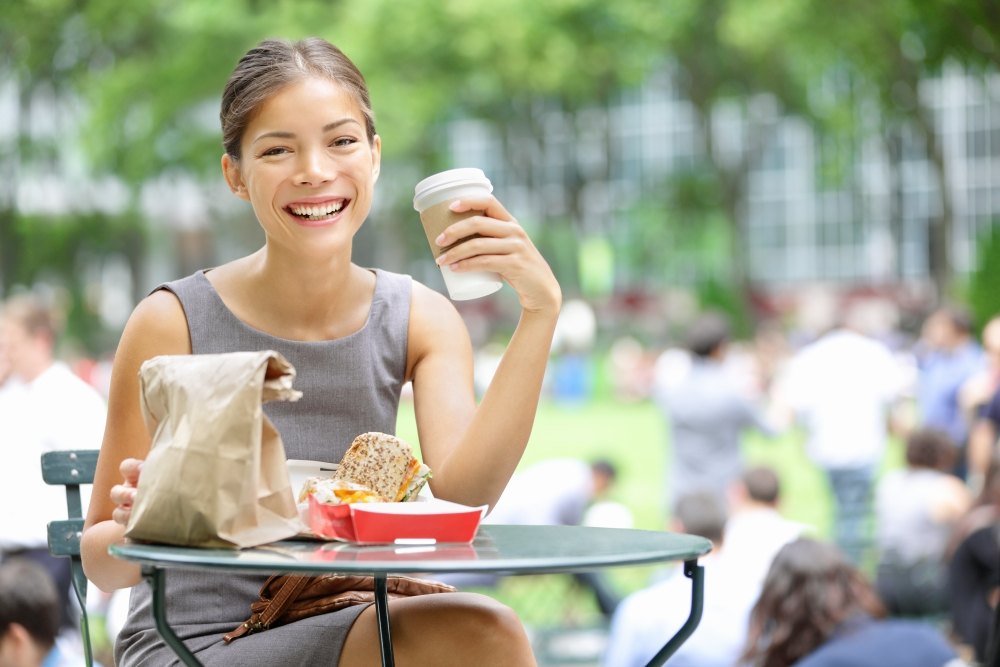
[{"xmin": 220, "ymin": 37, "xmax": 376, "ymax": 159}]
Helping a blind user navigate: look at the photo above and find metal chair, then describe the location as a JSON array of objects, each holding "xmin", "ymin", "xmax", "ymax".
[{"xmin": 41, "ymin": 449, "xmax": 99, "ymax": 667}]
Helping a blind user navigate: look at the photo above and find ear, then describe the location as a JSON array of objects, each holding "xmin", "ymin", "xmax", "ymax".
[
  {"xmin": 370, "ymin": 135, "xmax": 382, "ymax": 183},
  {"xmin": 221, "ymin": 154, "xmax": 250, "ymax": 201}
]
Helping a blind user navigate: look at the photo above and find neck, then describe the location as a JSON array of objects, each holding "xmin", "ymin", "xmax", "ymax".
[{"xmin": 19, "ymin": 356, "xmax": 52, "ymax": 383}]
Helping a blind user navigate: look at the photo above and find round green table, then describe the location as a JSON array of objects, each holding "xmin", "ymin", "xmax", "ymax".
[{"xmin": 111, "ymin": 524, "xmax": 712, "ymax": 667}]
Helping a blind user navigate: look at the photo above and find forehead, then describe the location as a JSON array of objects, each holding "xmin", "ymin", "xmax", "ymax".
[{"xmin": 245, "ymin": 77, "xmax": 365, "ymax": 137}]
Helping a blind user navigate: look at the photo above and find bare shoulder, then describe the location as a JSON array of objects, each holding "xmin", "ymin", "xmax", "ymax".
[
  {"xmin": 406, "ymin": 280, "xmax": 472, "ymax": 379},
  {"xmin": 119, "ymin": 288, "xmax": 191, "ymax": 361}
]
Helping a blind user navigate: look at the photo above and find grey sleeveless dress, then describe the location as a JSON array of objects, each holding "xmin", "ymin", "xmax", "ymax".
[{"xmin": 114, "ymin": 268, "xmax": 412, "ymax": 666}]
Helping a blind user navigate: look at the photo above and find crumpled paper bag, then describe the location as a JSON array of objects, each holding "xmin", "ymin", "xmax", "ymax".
[{"xmin": 125, "ymin": 350, "xmax": 302, "ymax": 548}]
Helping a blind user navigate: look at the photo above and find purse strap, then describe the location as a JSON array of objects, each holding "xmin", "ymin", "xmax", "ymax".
[{"xmin": 223, "ymin": 574, "xmax": 310, "ymax": 643}]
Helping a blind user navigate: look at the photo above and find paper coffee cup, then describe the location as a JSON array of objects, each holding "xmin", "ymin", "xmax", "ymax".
[{"xmin": 413, "ymin": 168, "xmax": 504, "ymax": 301}]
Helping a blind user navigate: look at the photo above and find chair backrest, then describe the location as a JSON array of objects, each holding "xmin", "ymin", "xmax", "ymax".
[{"xmin": 41, "ymin": 449, "xmax": 99, "ymax": 667}]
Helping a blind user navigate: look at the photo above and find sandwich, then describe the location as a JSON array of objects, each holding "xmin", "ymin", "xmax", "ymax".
[{"xmin": 332, "ymin": 432, "xmax": 432, "ymax": 502}]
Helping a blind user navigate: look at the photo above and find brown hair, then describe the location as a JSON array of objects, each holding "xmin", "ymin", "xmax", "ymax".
[
  {"xmin": 220, "ymin": 37, "xmax": 376, "ymax": 159},
  {"xmin": 742, "ymin": 466, "xmax": 781, "ymax": 505},
  {"xmin": 741, "ymin": 538, "xmax": 885, "ymax": 667},
  {"xmin": 904, "ymin": 428, "xmax": 956, "ymax": 471},
  {"xmin": 0, "ymin": 559, "xmax": 60, "ymax": 651},
  {"xmin": 1, "ymin": 294, "xmax": 57, "ymax": 341}
]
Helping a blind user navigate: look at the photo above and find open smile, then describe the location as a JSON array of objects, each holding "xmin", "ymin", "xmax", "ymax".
[{"xmin": 284, "ymin": 198, "xmax": 351, "ymax": 223}]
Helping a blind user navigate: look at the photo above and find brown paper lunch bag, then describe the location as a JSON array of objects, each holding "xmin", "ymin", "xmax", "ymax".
[{"xmin": 125, "ymin": 350, "xmax": 302, "ymax": 548}]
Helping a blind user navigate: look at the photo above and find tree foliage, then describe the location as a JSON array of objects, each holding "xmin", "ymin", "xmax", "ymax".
[{"xmin": 3, "ymin": 0, "xmax": 1000, "ymax": 349}]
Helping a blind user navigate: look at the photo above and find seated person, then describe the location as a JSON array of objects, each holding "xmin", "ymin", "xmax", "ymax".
[
  {"xmin": 948, "ymin": 523, "xmax": 1000, "ymax": 664},
  {"xmin": 724, "ymin": 465, "xmax": 808, "ymax": 588},
  {"xmin": 875, "ymin": 428, "xmax": 971, "ymax": 616},
  {"xmin": 742, "ymin": 538, "xmax": 959, "ymax": 667},
  {"xmin": 603, "ymin": 490, "xmax": 760, "ymax": 667},
  {"xmin": 448, "ymin": 458, "xmax": 623, "ymax": 617},
  {"xmin": 0, "ymin": 559, "xmax": 88, "ymax": 667}
]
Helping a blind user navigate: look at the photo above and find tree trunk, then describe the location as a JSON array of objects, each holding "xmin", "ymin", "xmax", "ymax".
[{"xmin": 912, "ymin": 98, "xmax": 953, "ymax": 303}]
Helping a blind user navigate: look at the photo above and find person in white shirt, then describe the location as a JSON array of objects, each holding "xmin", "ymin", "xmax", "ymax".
[
  {"xmin": 775, "ymin": 316, "xmax": 905, "ymax": 564},
  {"xmin": 603, "ymin": 491, "xmax": 760, "ymax": 667},
  {"xmin": 0, "ymin": 295, "xmax": 106, "ymax": 631},
  {"xmin": 724, "ymin": 466, "xmax": 808, "ymax": 588}
]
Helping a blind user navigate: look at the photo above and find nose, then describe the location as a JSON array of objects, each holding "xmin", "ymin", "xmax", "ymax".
[{"xmin": 294, "ymin": 147, "xmax": 335, "ymax": 186}]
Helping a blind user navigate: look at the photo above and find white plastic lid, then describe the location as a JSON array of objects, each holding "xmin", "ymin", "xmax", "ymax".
[{"xmin": 413, "ymin": 168, "xmax": 492, "ymax": 209}]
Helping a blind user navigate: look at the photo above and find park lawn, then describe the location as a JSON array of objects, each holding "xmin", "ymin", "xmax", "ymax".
[{"xmin": 395, "ymin": 395, "xmax": 903, "ymax": 625}]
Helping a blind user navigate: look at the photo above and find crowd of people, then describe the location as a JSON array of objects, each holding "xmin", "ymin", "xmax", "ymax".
[{"xmin": 618, "ymin": 303, "xmax": 1000, "ymax": 666}]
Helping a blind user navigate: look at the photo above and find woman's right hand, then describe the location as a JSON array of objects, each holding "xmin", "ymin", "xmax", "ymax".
[{"xmin": 110, "ymin": 458, "xmax": 143, "ymax": 527}]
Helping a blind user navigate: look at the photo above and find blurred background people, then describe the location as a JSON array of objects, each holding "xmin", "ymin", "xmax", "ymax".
[
  {"xmin": 653, "ymin": 312, "xmax": 778, "ymax": 507},
  {"xmin": 0, "ymin": 559, "xmax": 83, "ymax": 667},
  {"xmin": 741, "ymin": 538, "xmax": 959, "ymax": 667},
  {"xmin": 968, "ymin": 320, "xmax": 1000, "ymax": 492},
  {"xmin": 0, "ymin": 295, "xmax": 106, "ymax": 634},
  {"xmin": 604, "ymin": 491, "xmax": 760, "ymax": 667},
  {"xmin": 724, "ymin": 466, "xmax": 808, "ymax": 588},
  {"xmin": 776, "ymin": 308, "xmax": 906, "ymax": 564},
  {"xmin": 947, "ymin": 454, "xmax": 1000, "ymax": 663},
  {"xmin": 874, "ymin": 428, "xmax": 972, "ymax": 616},
  {"xmin": 467, "ymin": 458, "xmax": 625, "ymax": 618},
  {"xmin": 916, "ymin": 306, "xmax": 984, "ymax": 480}
]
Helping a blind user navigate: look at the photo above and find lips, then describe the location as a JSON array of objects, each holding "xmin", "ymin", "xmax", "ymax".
[{"xmin": 285, "ymin": 198, "xmax": 350, "ymax": 222}]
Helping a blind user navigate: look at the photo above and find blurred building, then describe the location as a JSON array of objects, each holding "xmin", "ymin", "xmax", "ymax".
[{"xmin": 445, "ymin": 63, "xmax": 1000, "ymax": 302}]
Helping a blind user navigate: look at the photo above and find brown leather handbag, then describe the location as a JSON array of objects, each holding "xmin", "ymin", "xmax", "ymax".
[{"xmin": 224, "ymin": 573, "xmax": 456, "ymax": 642}]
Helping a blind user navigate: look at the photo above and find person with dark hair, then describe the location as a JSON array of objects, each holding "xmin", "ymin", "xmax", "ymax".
[
  {"xmin": 918, "ymin": 305, "xmax": 985, "ymax": 479},
  {"xmin": 653, "ymin": 312, "xmax": 778, "ymax": 506},
  {"xmin": 0, "ymin": 559, "xmax": 76, "ymax": 667},
  {"xmin": 961, "ymin": 315, "xmax": 1000, "ymax": 489},
  {"xmin": 81, "ymin": 37, "xmax": 560, "ymax": 666},
  {"xmin": 604, "ymin": 491, "xmax": 761, "ymax": 667},
  {"xmin": 947, "ymin": 454, "xmax": 1000, "ymax": 662},
  {"xmin": 742, "ymin": 538, "xmax": 959, "ymax": 667},
  {"xmin": 874, "ymin": 428, "xmax": 972, "ymax": 616},
  {"xmin": 724, "ymin": 466, "xmax": 807, "ymax": 587}
]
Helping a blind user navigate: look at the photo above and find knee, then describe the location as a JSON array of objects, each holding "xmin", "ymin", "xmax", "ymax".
[
  {"xmin": 459, "ymin": 595, "xmax": 529, "ymax": 650},
  {"xmin": 399, "ymin": 592, "xmax": 535, "ymax": 665}
]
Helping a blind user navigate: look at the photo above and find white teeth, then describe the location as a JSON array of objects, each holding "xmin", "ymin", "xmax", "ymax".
[{"xmin": 289, "ymin": 201, "xmax": 345, "ymax": 218}]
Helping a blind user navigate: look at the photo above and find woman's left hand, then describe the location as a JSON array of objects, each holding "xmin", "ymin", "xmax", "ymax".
[{"xmin": 435, "ymin": 197, "xmax": 561, "ymax": 315}]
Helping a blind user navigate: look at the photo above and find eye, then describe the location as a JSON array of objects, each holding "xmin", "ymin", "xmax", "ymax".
[
  {"xmin": 332, "ymin": 136, "xmax": 359, "ymax": 148},
  {"xmin": 260, "ymin": 146, "xmax": 290, "ymax": 157}
]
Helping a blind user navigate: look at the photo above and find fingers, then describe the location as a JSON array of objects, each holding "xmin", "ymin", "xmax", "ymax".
[
  {"xmin": 112, "ymin": 458, "xmax": 143, "ymax": 527},
  {"xmin": 447, "ymin": 196, "xmax": 512, "ymax": 222},
  {"xmin": 110, "ymin": 483, "xmax": 137, "ymax": 527},
  {"xmin": 119, "ymin": 457, "xmax": 143, "ymax": 485},
  {"xmin": 434, "ymin": 212, "xmax": 524, "ymax": 256}
]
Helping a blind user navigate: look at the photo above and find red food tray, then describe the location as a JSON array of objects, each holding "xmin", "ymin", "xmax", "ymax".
[{"xmin": 308, "ymin": 495, "xmax": 487, "ymax": 544}]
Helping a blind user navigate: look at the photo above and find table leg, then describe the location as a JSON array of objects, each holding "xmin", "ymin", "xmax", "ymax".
[
  {"xmin": 644, "ymin": 559, "xmax": 705, "ymax": 667},
  {"xmin": 374, "ymin": 573, "xmax": 395, "ymax": 667},
  {"xmin": 145, "ymin": 566, "xmax": 204, "ymax": 667}
]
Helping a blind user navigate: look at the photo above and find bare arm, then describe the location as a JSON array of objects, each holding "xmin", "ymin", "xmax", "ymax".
[
  {"xmin": 81, "ymin": 290, "xmax": 191, "ymax": 592},
  {"xmin": 407, "ymin": 196, "xmax": 560, "ymax": 509}
]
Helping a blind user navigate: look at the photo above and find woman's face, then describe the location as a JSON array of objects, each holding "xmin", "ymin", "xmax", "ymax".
[{"xmin": 223, "ymin": 76, "xmax": 381, "ymax": 258}]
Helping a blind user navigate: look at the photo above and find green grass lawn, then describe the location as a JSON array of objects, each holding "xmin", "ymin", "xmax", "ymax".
[{"xmin": 395, "ymin": 394, "xmax": 904, "ymax": 627}]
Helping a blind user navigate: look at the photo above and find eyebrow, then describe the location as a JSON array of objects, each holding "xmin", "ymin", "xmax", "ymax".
[{"xmin": 251, "ymin": 118, "xmax": 361, "ymax": 144}]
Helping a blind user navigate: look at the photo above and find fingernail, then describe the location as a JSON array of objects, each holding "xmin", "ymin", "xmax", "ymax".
[
  {"xmin": 448, "ymin": 200, "xmax": 461, "ymax": 211},
  {"xmin": 435, "ymin": 255, "xmax": 446, "ymax": 265},
  {"xmin": 435, "ymin": 233, "xmax": 446, "ymax": 246}
]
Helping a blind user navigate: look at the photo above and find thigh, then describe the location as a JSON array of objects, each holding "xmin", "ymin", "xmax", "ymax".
[{"xmin": 340, "ymin": 591, "xmax": 536, "ymax": 667}]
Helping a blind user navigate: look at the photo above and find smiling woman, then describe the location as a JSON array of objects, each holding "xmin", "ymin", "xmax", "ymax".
[{"xmin": 80, "ymin": 37, "xmax": 560, "ymax": 667}]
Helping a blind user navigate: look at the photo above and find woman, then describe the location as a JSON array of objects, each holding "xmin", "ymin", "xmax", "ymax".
[
  {"xmin": 81, "ymin": 37, "xmax": 560, "ymax": 666},
  {"xmin": 742, "ymin": 538, "xmax": 958, "ymax": 667},
  {"xmin": 874, "ymin": 428, "xmax": 971, "ymax": 616}
]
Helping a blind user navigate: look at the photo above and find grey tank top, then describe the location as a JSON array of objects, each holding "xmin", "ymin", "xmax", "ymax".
[{"xmin": 115, "ymin": 268, "xmax": 412, "ymax": 662}]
